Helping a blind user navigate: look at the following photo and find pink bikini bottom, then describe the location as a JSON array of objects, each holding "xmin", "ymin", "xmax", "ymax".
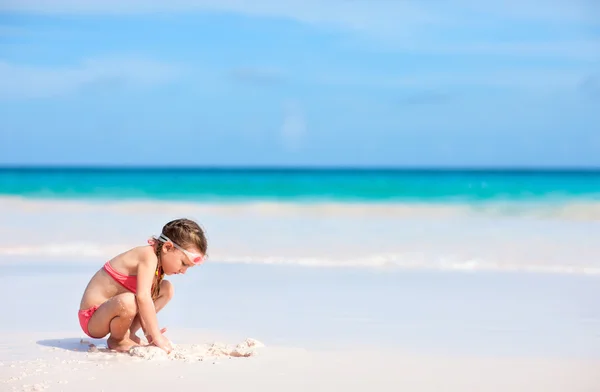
[{"xmin": 78, "ymin": 304, "xmax": 102, "ymax": 338}]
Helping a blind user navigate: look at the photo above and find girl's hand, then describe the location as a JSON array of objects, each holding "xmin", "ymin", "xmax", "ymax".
[
  {"xmin": 145, "ymin": 327, "xmax": 167, "ymax": 344},
  {"xmin": 152, "ymin": 334, "xmax": 173, "ymax": 354}
]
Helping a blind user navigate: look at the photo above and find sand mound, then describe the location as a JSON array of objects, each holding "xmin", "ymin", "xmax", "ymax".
[{"xmin": 126, "ymin": 338, "xmax": 265, "ymax": 362}]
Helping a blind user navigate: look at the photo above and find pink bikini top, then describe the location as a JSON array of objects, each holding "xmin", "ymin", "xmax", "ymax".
[{"xmin": 103, "ymin": 261, "xmax": 137, "ymax": 293}]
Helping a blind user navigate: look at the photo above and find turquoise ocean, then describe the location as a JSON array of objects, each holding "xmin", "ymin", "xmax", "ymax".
[
  {"xmin": 1, "ymin": 167, "xmax": 599, "ymax": 203},
  {"xmin": 1, "ymin": 167, "xmax": 599, "ymax": 275}
]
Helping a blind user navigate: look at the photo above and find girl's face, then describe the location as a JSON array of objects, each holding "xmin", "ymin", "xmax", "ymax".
[{"xmin": 160, "ymin": 242, "xmax": 202, "ymax": 275}]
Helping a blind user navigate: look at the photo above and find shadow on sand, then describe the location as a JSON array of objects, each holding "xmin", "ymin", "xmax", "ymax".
[{"xmin": 36, "ymin": 337, "xmax": 109, "ymax": 353}]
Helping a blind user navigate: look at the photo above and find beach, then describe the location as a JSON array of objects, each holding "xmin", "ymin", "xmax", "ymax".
[
  {"xmin": 1, "ymin": 258, "xmax": 599, "ymax": 391},
  {"xmin": 1, "ymin": 169, "xmax": 600, "ymax": 391}
]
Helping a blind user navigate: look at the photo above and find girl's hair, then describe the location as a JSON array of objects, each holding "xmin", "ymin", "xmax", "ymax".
[{"xmin": 151, "ymin": 218, "xmax": 208, "ymax": 300}]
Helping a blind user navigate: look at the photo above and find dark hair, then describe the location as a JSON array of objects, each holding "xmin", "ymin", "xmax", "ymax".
[{"xmin": 151, "ymin": 218, "xmax": 208, "ymax": 300}]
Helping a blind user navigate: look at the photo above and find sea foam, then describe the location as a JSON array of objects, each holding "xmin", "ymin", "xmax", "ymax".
[{"xmin": 1, "ymin": 197, "xmax": 599, "ymax": 276}]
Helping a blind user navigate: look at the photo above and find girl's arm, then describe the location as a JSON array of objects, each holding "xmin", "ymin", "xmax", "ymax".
[{"xmin": 135, "ymin": 255, "xmax": 161, "ymax": 342}]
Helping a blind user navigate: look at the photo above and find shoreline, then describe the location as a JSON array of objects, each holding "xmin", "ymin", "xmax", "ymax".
[
  {"xmin": 2, "ymin": 195, "xmax": 600, "ymax": 226},
  {"xmin": 3, "ymin": 252, "xmax": 600, "ymax": 277}
]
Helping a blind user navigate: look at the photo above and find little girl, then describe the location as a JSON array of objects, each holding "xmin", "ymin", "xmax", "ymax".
[{"xmin": 78, "ymin": 218, "xmax": 208, "ymax": 354}]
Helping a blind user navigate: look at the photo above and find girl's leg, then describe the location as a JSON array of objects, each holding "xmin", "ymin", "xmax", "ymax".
[
  {"xmin": 86, "ymin": 292, "xmax": 139, "ymax": 352},
  {"xmin": 129, "ymin": 280, "xmax": 174, "ymax": 343}
]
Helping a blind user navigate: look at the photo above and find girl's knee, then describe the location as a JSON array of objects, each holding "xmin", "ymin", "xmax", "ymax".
[
  {"xmin": 160, "ymin": 280, "xmax": 174, "ymax": 300},
  {"xmin": 115, "ymin": 293, "xmax": 138, "ymax": 317}
]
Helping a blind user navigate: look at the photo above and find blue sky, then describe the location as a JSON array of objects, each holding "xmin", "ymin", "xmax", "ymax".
[{"xmin": 0, "ymin": 1, "xmax": 599, "ymax": 167}]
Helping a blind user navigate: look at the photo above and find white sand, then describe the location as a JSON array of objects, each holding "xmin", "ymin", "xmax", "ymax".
[
  {"xmin": 126, "ymin": 337, "xmax": 265, "ymax": 360},
  {"xmin": 0, "ymin": 331, "xmax": 598, "ymax": 392},
  {"xmin": 2, "ymin": 247, "xmax": 599, "ymax": 391}
]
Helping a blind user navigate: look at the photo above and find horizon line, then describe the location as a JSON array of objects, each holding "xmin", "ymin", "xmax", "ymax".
[{"xmin": 1, "ymin": 164, "xmax": 600, "ymax": 172}]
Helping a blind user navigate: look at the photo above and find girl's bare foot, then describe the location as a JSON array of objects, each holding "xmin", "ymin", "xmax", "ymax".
[{"xmin": 107, "ymin": 336, "xmax": 138, "ymax": 352}]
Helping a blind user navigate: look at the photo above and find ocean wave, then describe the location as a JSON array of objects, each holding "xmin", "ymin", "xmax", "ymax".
[
  {"xmin": 218, "ymin": 255, "xmax": 600, "ymax": 276},
  {"xmin": 1, "ymin": 243, "xmax": 598, "ymax": 276},
  {"xmin": 1, "ymin": 196, "xmax": 598, "ymax": 276},
  {"xmin": 2, "ymin": 195, "xmax": 600, "ymax": 221}
]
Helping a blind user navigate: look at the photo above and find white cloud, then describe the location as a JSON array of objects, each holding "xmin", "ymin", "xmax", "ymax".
[
  {"xmin": 579, "ymin": 74, "xmax": 600, "ymax": 99},
  {"xmin": 2, "ymin": 1, "xmax": 597, "ymax": 60},
  {"xmin": 394, "ymin": 69, "xmax": 586, "ymax": 90},
  {"xmin": 308, "ymin": 68, "xmax": 589, "ymax": 91},
  {"xmin": 2, "ymin": 0, "xmax": 597, "ymax": 26},
  {"xmin": 0, "ymin": 57, "xmax": 181, "ymax": 99},
  {"xmin": 228, "ymin": 67, "xmax": 286, "ymax": 86},
  {"xmin": 357, "ymin": 39, "xmax": 600, "ymax": 61},
  {"xmin": 0, "ymin": 25, "xmax": 28, "ymax": 36},
  {"xmin": 0, "ymin": 0, "xmax": 442, "ymax": 38},
  {"xmin": 280, "ymin": 100, "xmax": 306, "ymax": 151},
  {"xmin": 0, "ymin": 1, "xmax": 596, "ymax": 98},
  {"xmin": 455, "ymin": 0, "xmax": 600, "ymax": 24},
  {"xmin": 445, "ymin": 41, "xmax": 600, "ymax": 59}
]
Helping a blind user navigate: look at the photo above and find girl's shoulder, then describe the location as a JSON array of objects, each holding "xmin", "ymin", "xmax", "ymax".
[
  {"xmin": 132, "ymin": 245, "xmax": 158, "ymax": 264},
  {"xmin": 117, "ymin": 245, "xmax": 158, "ymax": 273}
]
